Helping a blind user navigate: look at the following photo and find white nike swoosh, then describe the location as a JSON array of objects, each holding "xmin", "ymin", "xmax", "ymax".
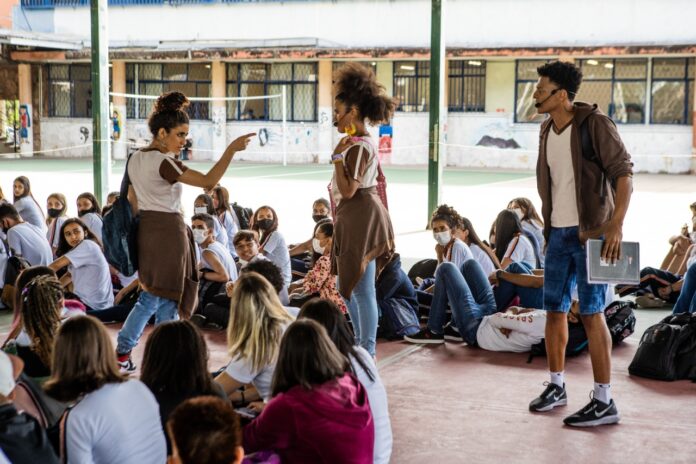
[{"xmin": 594, "ymin": 404, "xmax": 613, "ymax": 417}]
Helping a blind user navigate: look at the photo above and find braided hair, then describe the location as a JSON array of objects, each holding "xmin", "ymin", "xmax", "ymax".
[{"xmin": 20, "ymin": 275, "xmax": 64, "ymax": 367}]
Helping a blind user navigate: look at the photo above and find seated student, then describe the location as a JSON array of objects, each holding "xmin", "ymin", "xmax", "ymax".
[
  {"xmin": 490, "ymin": 265, "xmax": 544, "ymax": 311},
  {"xmin": 492, "ymin": 209, "xmax": 537, "ymax": 273},
  {"xmin": 167, "ymin": 397, "xmax": 244, "ymax": 464},
  {"xmin": 49, "ymin": 218, "xmax": 114, "ymax": 311},
  {"xmin": 76, "ymin": 192, "xmax": 104, "ymax": 242},
  {"xmin": 243, "ymin": 319, "xmax": 374, "ymax": 463},
  {"xmin": 252, "ymin": 206, "xmax": 292, "ymax": 287},
  {"xmin": 44, "ymin": 316, "xmax": 166, "ymax": 464},
  {"xmin": 456, "ymin": 216, "xmax": 500, "ymax": 277},
  {"xmin": 140, "ymin": 320, "xmax": 227, "ymax": 453},
  {"xmin": 0, "ymin": 352, "xmax": 59, "ymax": 464},
  {"xmin": 376, "ymin": 253, "xmax": 420, "ymax": 339},
  {"xmin": 234, "ymin": 229, "xmax": 268, "ymax": 267},
  {"xmin": 672, "ymin": 261, "xmax": 696, "ymax": 314},
  {"xmin": 616, "ymin": 265, "xmax": 686, "ymax": 308},
  {"xmin": 299, "ymin": 299, "xmax": 392, "ymax": 464},
  {"xmin": 288, "ymin": 221, "xmax": 347, "ymax": 312},
  {"xmin": 211, "ymin": 186, "xmax": 239, "ymax": 258},
  {"xmin": 288, "ymin": 198, "xmax": 332, "ymax": 277},
  {"xmin": 0, "ymin": 203, "xmax": 52, "ymax": 266},
  {"xmin": 86, "ymin": 276, "xmax": 141, "ymax": 323},
  {"xmin": 45, "ymin": 193, "xmax": 68, "ymax": 258},
  {"xmin": 193, "ymin": 194, "xmax": 229, "ymax": 249},
  {"xmin": 104, "ymin": 191, "xmax": 120, "ymax": 212},
  {"xmin": 405, "ymin": 259, "xmax": 497, "ymax": 344},
  {"xmin": 508, "ymin": 197, "xmax": 545, "ymax": 267},
  {"xmin": 192, "ymin": 213, "xmax": 238, "ymax": 313},
  {"xmin": 214, "ymin": 272, "xmax": 294, "ymax": 409},
  {"xmin": 12, "ymin": 176, "xmax": 46, "ymax": 234}
]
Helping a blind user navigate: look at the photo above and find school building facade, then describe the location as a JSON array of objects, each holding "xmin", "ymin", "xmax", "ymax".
[{"xmin": 1, "ymin": 0, "xmax": 696, "ymax": 173}]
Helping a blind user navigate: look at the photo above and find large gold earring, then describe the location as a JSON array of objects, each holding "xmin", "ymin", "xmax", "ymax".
[{"xmin": 345, "ymin": 122, "xmax": 357, "ymax": 136}]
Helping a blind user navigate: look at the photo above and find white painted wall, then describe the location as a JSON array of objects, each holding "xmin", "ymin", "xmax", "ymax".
[{"xmin": 28, "ymin": 0, "xmax": 696, "ymax": 48}]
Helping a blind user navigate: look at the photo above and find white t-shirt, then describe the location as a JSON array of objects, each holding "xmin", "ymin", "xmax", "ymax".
[
  {"xmin": 128, "ymin": 149, "xmax": 188, "ymax": 214},
  {"xmin": 47, "ymin": 216, "xmax": 68, "ymax": 250},
  {"xmin": 80, "ymin": 212, "xmax": 103, "ymax": 243},
  {"xmin": 331, "ymin": 138, "xmax": 379, "ymax": 205},
  {"xmin": 470, "ymin": 243, "xmax": 496, "ymax": 277},
  {"xmin": 350, "ymin": 346, "xmax": 393, "ymax": 464},
  {"xmin": 65, "ymin": 240, "xmax": 114, "ymax": 310},
  {"xmin": 201, "ymin": 241, "xmax": 238, "ymax": 282},
  {"xmin": 261, "ymin": 231, "xmax": 292, "ymax": 285},
  {"xmin": 14, "ymin": 197, "xmax": 46, "ymax": 233},
  {"xmin": 476, "ymin": 310, "xmax": 547, "ymax": 353},
  {"xmin": 213, "ymin": 216, "xmax": 229, "ymax": 249},
  {"xmin": 546, "ymin": 125, "xmax": 579, "ymax": 227},
  {"xmin": 504, "ymin": 235, "xmax": 536, "ymax": 268},
  {"xmin": 7, "ymin": 222, "xmax": 52, "ymax": 266},
  {"xmin": 65, "ymin": 380, "xmax": 166, "ymax": 464},
  {"xmin": 224, "ymin": 324, "xmax": 288, "ymax": 401},
  {"xmin": 443, "ymin": 239, "xmax": 474, "ymax": 270},
  {"xmin": 219, "ymin": 210, "xmax": 239, "ymax": 258}
]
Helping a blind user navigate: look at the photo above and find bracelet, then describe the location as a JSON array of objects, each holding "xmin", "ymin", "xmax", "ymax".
[{"xmin": 331, "ymin": 153, "xmax": 344, "ymax": 163}]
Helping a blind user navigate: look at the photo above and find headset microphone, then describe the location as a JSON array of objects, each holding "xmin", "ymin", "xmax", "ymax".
[{"xmin": 534, "ymin": 89, "xmax": 559, "ymax": 108}]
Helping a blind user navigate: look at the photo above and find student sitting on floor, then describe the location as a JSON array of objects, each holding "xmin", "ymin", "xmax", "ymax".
[
  {"xmin": 214, "ymin": 272, "xmax": 294, "ymax": 411},
  {"xmin": 167, "ymin": 397, "xmax": 244, "ymax": 464},
  {"xmin": 251, "ymin": 206, "xmax": 292, "ymax": 289},
  {"xmin": 672, "ymin": 261, "xmax": 696, "ymax": 314},
  {"xmin": 456, "ymin": 216, "xmax": 500, "ymax": 277},
  {"xmin": 12, "ymin": 176, "xmax": 46, "ymax": 234},
  {"xmin": 300, "ymin": 299, "xmax": 392, "ymax": 464},
  {"xmin": 616, "ymin": 265, "xmax": 687, "ymax": 308},
  {"xmin": 45, "ymin": 316, "xmax": 166, "ymax": 464},
  {"xmin": 76, "ymin": 192, "xmax": 104, "ymax": 242},
  {"xmin": 491, "ymin": 209, "xmax": 537, "ymax": 275},
  {"xmin": 0, "ymin": 203, "xmax": 52, "ymax": 267},
  {"xmin": 211, "ymin": 186, "xmax": 239, "ymax": 258},
  {"xmin": 49, "ymin": 218, "xmax": 114, "ymax": 311},
  {"xmin": 234, "ymin": 229, "xmax": 268, "ymax": 267},
  {"xmin": 288, "ymin": 221, "xmax": 347, "ymax": 312},
  {"xmin": 193, "ymin": 194, "xmax": 229, "ymax": 249},
  {"xmin": 490, "ymin": 264, "xmax": 545, "ymax": 311},
  {"xmin": 243, "ymin": 319, "xmax": 374, "ymax": 464},
  {"xmin": 45, "ymin": 193, "xmax": 68, "ymax": 258},
  {"xmin": 140, "ymin": 320, "xmax": 227, "ymax": 453},
  {"xmin": 507, "ymin": 197, "xmax": 545, "ymax": 267},
  {"xmin": 288, "ymin": 198, "xmax": 332, "ymax": 278}
]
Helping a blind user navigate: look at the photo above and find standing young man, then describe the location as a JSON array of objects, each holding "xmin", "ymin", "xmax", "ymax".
[{"xmin": 528, "ymin": 61, "xmax": 633, "ymax": 427}]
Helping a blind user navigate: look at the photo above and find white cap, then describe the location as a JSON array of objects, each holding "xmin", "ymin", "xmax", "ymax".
[{"xmin": 0, "ymin": 351, "xmax": 16, "ymax": 396}]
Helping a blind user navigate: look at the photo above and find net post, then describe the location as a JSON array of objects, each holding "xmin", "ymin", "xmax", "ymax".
[{"xmin": 282, "ymin": 85, "xmax": 288, "ymax": 166}]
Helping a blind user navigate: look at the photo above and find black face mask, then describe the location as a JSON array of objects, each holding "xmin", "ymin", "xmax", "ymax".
[
  {"xmin": 312, "ymin": 214, "xmax": 328, "ymax": 223},
  {"xmin": 47, "ymin": 208, "xmax": 62, "ymax": 219},
  {"xmin": 78, "ymin": 210, "xmax": 88, "ymax": 217},
  {"xmin": 257, "ymin": 219, "xmax": 274, "ymax": 230}
]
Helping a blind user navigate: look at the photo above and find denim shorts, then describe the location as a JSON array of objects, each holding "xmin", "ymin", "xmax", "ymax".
[{"xmin": 543, "ymin": 226, "xmax": 607, "ymax": 315}]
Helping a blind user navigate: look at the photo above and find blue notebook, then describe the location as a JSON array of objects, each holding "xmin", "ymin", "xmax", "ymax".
[{"xmin": 586, "ymin": 240, "xmax": 640, "ymax": 285}]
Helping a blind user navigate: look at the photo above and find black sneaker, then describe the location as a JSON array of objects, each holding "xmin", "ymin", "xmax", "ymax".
[
  {"xmin": 529, "ymin": 382, "xmax": 568, "ymax": 412},
  {"xmin": 563, "ymin": 394, "xmax": 620, "ymax": 427},
  {"xmin": 190, "ymin": 314, "xmax": 207, "ymax": 328},
  {"xmin": 443, "ymin": 323, "xmax": 463, "ymax": 342},
  {"xmin": 118, "ymin": 356, "xmax": 136, "ymax": 375},
  {"xmin": 404, "ymin": 329, "xmax": 445, "ymax": 345}
]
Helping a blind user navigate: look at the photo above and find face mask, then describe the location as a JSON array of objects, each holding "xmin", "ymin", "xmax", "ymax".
[
  {"xmin": 47, "ymin": 208, "xmax": 62, "ymax": 219},
  {"xmin": 312, "ymin": 238, "xmax": 325, "ymax": 255},
  {"xmin": 194, "ymin": 206, "xmax": 208, "ymax": 215},
  {"xmin": 257, "ymin": 218, "xmax": 273, "ymax": 230},
  {"xmin": 433, "ymin": 231, "xmax": 452, "ymax": 247},
  {"xmin": 192, "ymin": 229, "xmax": 208, "ymax": 245},
  {"xmin": 77, "ymin": 210, "xmax": 87, "ymax": 217},
  {"xmin": 312, "ymin": 214, "xmax": 328, "ymax": 224},
  {"xmin": 512, "ymin": 208, "xmax": 524, "ymax": 221}
]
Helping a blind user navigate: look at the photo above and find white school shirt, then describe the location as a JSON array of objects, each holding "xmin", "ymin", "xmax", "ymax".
[
  {"xmin": 443, "ymin": 239, "xmax": 474, "ymax": 270},
  {"xmin": 80, "ymin": 212, "xmax": 103, "ymax": 243},
  {"xmin": 219, "ymin": 210, "xmax": 239, "ymax": 257},
  {"xmin": 201, "ymin": 241, "xmax": 238, "ymax": 282},
  {"xmin": 330, "ymin": 138, "xmax": 379, "ymax": 205},
  {"xmin": 65, "ymin": 239, "xmax": 114, "ymax": 310},
  {"xmin": 504, "ymin": 235, "xmax": 536, "ymax": 268},
  {"xmin": 47, "ymin": 216, "xmax": 68, "ymax": 251},
  {"xmin": 261, "ymin": 231, "xmax": 292, "ymax": 285},
  {"xmin": 14, "ymin": 197, "xmax": 46, "ymax": 233},
  {"xmin": 6, "ymin": 222, "xmax": 52, "ymax": 266},
  {"xmin": 546, "ymin": 125, "xmax": 579, "ymax": 227},
  {"xmin": 470, "ymin": 243, "xmax": 496, "ymax": 277},
  {"xmin": 128, "ymin": 149, "xmax": 188, "ymax": 214},
  {"xmin": 65, "ymin": 380, "xmax": 166, "ymax": 464},
  {"xmin": 476, "ymin": 310, "xmax": 547, "ymax": 353}
]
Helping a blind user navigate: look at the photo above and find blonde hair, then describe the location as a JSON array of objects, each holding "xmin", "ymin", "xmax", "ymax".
[{"xmin": 226, "ymin": 272, "xmax": 293, "ymax": 373}]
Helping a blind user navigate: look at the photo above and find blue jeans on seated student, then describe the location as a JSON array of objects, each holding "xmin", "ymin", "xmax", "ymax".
[
  {"xmin": 343, "ymin": 260, "xmax": 379, "ymax": 357},
  {"xmin": 494, "ymin": 262, "xmax": 544, "ymax": 311},
  {"xmin": 116, "ymin": 291, "xmax": 178, "ymax": 355},
  {"xmin": 543, "ymin": 226, "xmax": 607, "ymax": 315},
  {"xmin": 673, "ymin": 262, "xmax": 696, "ymax": 314},
  {"xmin": 427, "ymin": 260, "xmax": 497, "ymax": 345}
]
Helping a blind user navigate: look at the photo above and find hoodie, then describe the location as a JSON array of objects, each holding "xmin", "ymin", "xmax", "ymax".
[
  {"xmin": 536, "ymin": 102, "xmax": 633, "ymax": 242},
  {"xmin": 244, "ymin": 373, "xmax": 375, "ymax": 464}
]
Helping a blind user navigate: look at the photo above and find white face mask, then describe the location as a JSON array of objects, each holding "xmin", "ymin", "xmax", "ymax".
[
  {"xmin": 312, "ymin": 238, "xmax": 325, "ymax": 255},
  {"xmin": 192, "ymin": 229, "xmax": 208, "ymax": 245},
  {"xmin": 433, "ymin": 231, "xmax": 451, "ymax": 247},
  {"xmin": 194, "ymin": 206, "xmax": 208, "ymax": 215},
  {"xmin": 512, "ymin": 208, "xmax": 524, "ymax": 220}
]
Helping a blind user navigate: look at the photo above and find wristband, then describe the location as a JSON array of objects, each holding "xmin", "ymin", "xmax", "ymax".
[{"xmin": 331, "ymin": 153, "xmax": 344, "ymax": 164}]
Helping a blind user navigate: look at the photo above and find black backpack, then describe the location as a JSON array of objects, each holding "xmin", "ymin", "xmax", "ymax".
[
  {"xmin": 604, "ymin": 300, "xmax": 637, "ymax": 345},
  {"xmin": 231, "ymin": 202, "xmax": 253, "ymax": 230},
  {"xmin": 628, "ymin": 313, "xmax": 696, "ymax": 381},
  {"xmin": 527, "ymin": 322, "xmax": 588, "ymax": 363},
  {"xmin": 407, "ymin": 259, "xmax": 438, "ymax": 286}
]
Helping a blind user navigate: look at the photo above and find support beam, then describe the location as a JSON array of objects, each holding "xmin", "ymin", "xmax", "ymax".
[
  {"xmin": 211, "ymin": 60, "xmax": 227, "ymax": 161},
  {"xmin": 427, "ymin": 0, "xmax": 447, "ymax": 226},
  {"xmin": 317, "ymin": 59, "xmax": 334, "ymax": 164},
  {"xmin": 112, "ymin": 60, "xmax": 127, "ymax": 160},
  {"xmin": 91, "ymin": 0, "xmax": 110, "ymax": 203}
]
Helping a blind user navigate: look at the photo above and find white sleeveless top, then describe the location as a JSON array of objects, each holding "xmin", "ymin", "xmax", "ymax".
[{"xmin": 331, "ymin": 137, "xmax": 379, "ymax": 205}]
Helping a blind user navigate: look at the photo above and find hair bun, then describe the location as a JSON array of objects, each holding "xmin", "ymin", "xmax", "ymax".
[{"xmin": 154, "ymin": 91, "xmax": 189, "ymax": 114}]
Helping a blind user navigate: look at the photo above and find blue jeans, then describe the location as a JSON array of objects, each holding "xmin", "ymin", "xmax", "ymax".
[
  {"xmin": 673, "ymin": 262, "xmax": 696, "ymax": 314},
  {"xmin": 428, "ymin": 260, "xmax": 497, "ymax": 345},
  {"xmin": 116, "ymin": 291, "xmax": 179, "ymax": 355},
  {"xmin": 343, "ymin": 260, "xmax": 379, "ymax": 357},
  {"xmin": 543, "ymin": 226, "xmax": 607, "ymax": 315},
  {"xmin": 494, "ymin": 262, "xmax": 544, "ymax": 311}
]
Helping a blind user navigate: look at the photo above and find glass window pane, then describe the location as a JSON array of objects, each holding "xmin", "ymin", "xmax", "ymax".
[
  {"xmin": 126, "ymin": 63, "xmax": 135, "ymax": 81},
  {"xmin": 126, "ymin": 82, "xmax": 136, "ymax": 118},
  {"xmin": 227, "ymin": 64, "xmax": 238, "ymax": 82},
  {"xmin": 651, "ymin": 81, "xmax": 686, "ymax": 124},
  {"xmin": 395, "ymin": 62, "xmax": 416, "ymax": 77},
  {"xmin": 140, "ymin": 64, "xmax": 162, "ymax": 81},
  {"xmin": 689, "ymin": 81, "xmax": 694, "ymax": 124},
  {"xmin": 72, "ymin": 64, "xmax": 90, "ymax": 81},
  {"xmin": 139, "ymin": 83, "xmax": 162, "ymax": 118},
  {"xmin": 515, "ymin": 82, "xmax": 545, "ymax": 123},
  {"xmin": 516, "ymin": 60, "xmax": 547, "ymax": 80},
  {"xmin": 240, "ymin": 83, "xmax": 266, "ymax": 120},
  {"xmin": 463, "ymin": 76, "xmax": 485, "ymax": 112},
  {"xmin": 614, "ymin": 59, "xmax": 647, "ymax": 79},
  {"xmin": 226, "ymin": 83, "xmax": 239, "ymax": 120},
  {"xmin": 689, "ymin": 58, "xmax": 695, "ymax": 79},
  {"xmin": 50, "ymin": 82, "xmax": 71, "ymax": 117},
  {"xmin": 188, "ymin": 64, "xmax": 210, "ymax": 81},
  {"xmin": 612, "ymin": 82, "xmax": 646, "ymax": 123},
  {"xmin": 267, "ymin": 84, "xmax": 290, "ymax": 121},
  {"xmin": 449, "ymin": 60, "xmax": 464, "ymax": 76},
  {"xmin": 73, "ymin": 81, "xmax": 92, "ymax": 117},
  {"xmin": 163, "ymin": 63, "xmax": 187, "ymax": 81},
  {"xmin": 50, "ymin": 65, "xmax": 69, "ymax": 80},
  {"xmin": 576, "ymin": 81, "xmax": 612, "ymax": 115},
  {"xmin": 269, "ymin": 63, "xmax": 292, "ymax": 81},
  {"xmin": 294, "ymin": 63, "xmax": 316, "ymax": 82},
  {"xmin": 417, "ymin": 61, "xmax": 430, "ymax": 76},
  {"xmin": 448, "ymin": 76, "xmax": 463, "ymax": 110},
  {"xmin": 653, "ymin": 58, "xmax": 687, "ymax": 79},
  {"xmin": 240, "ymin": 64, "xmax": 266, "ymax": 81},
  {"xmin": 293, "ymin": 83, "xmax": 316, "ymax": 121},
  {"xmin": 580, "ymin": 59, "xmax": 614, "ymax": 79}
]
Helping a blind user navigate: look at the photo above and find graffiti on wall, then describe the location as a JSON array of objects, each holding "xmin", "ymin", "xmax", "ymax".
[
  {"xmin": 111, "ymin": 110, "xmax": 122, "ymax": 141},
  {"xmin": 19, "ymin": 104, "xmax": 30, "ymax": 144},
  {"xmin": 79, "ymin": 127, "xmax": 90, "ymax": 144}
]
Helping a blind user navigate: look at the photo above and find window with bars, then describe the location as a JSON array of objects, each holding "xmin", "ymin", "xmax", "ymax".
[
  {"xmin": 48, "ymin": 64, "xmax": 93, "ymax": 117},
  {"xmin": 448, "ymin": 60, "xmax": 486, "ymax": 112},
  {"xmin": 332, "ymin": 61, "xmax": 377, "ymax": 75},
  {"xmin": 514, "ymin": 60, "xmax": 549, "ymax": 123},
  {"xmin": 576, "ymin": 58, "xmax": 648, "ymax": 124},
  {"xmin": 125, "ymin": 63, "xmax": 211, "ymax": 120},
  {"xmin": 225, "ymin": 63, "xmax": 317, "ymax": 122},
  {"xmin": 393, "ymin": 61, "xmax": 431, "ymax": 112},
  {"xmin": 650, "ymin": 58, "xmax": 695, "ymax": 125}
]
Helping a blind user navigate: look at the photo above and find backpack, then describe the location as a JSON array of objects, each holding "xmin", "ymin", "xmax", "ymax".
[
  {"xmin": 527, "ymin": 322, "xmax": 588, "ymax": 363},
  {"xmin": 604, "ymin": 300, "xmax": 636, "ymax": 345},
  {"xmin": 1, "ymin": 255, "xmax": 31, "ymax": 309},
  {"xmin": 231, "ymin": 202, "xmax": 253, "ymax": 230},
  {"xmin": 628, "ymin": 312, "xmax": 696, "ymax": 381},
  {"xmin": 407, "ymin": 259, "xmax": 438, "ymax": 286},
  {"xmin": 102, "ymin": 155, "xmax": 139, "ymax": 277}
]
